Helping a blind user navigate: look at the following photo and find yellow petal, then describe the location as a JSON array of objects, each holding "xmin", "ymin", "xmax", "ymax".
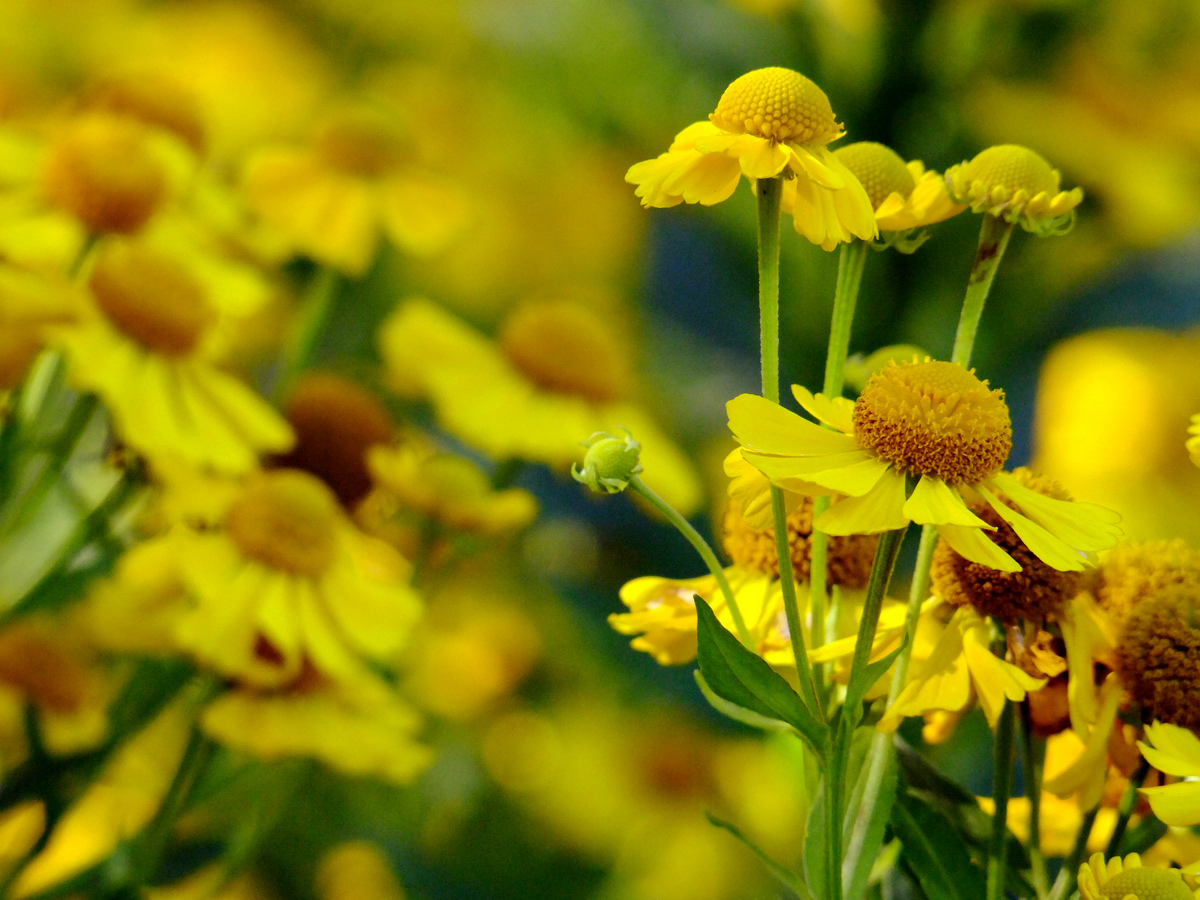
[
  {"xmin": 878, "ymin": 608, "xmax": 971, "ymax": 732},
  {"xmin": 727, "ymin": 393, "xmax": 859, "ymax": 455},
  {"xmin": 960, "ymin": 612, "xmax": 1045, "ymax": 727},
  {"xmin": 976, "ymin": 484, "xmax": 1087, "ymax": 572},
  {"xmin": 663, "ymin": 151, "xmax": 742, "ymax": 206},
  {"xmin": 904, "ymin": 476, "xmax": 992, "ymax": 527},
  {"xmin": 786, "ymin": 145, "xmax": 844, "ymax": 190},
  {"xmin": 936, "ymin": 524, "xmax": 1020, "ymax": 573},
  {"xmin": 988, "ymin": 473, "xmax": 1122, "ymax": 552},
  {"xmin": 814, "ymin": 468, "xmax": 908, "ymax": 534},
  {"xmin": 1140, "ymin": 783, "xmax": 1200, "ymax": 827},
  {"xmin": 744, "ymin": 450, "xmax": 886, "ymax": 496},
  {"xmin": 791, "ymin": 383, "xmax": 854, "ymax": 433},
  {"xmin": 730, "ymin": 135, "xmax": 790, "ymax": 180},
  {"xmin": 669, "ymin": 121, "xmax": 722, "ymax": 151},
  {"xmin": 1139, "ymin": 722, "xmax": 1200, "ymax": 778}
]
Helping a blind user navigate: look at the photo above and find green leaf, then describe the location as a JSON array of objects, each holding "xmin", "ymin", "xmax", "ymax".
[
  {"xmin": 842, "ymin": 634, "xmax": 908, "ymax": 732},
  {"xmin": 891, "ymin": 791, "xmax": 986, "ymax": 900},
  {"xmin": 694, "ymin": 596, "xmax": 825, "ymax": 748},
  {"xmin": 803, "ymin": 777, "xmax": 829, "ymax": 900},
  {"xmin": 842, "ymin": 732, "xmax": 898, "ymax": 900},
  {"xmin": 706, "ymin": 812, "xmax": 814, "ymax": 900},
  {"xmin": 894, "ymin": 739, "xmax": 978, "ymax": 806},
  {"xmin": 694, "ymin": 672, "xmax": 798, "ymax": 734}
]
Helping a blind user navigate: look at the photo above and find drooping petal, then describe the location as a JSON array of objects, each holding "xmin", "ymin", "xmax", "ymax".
[
  {"xmin": 960, "ymin": 611, "xmax": 1045, "ymax": 727},
  {"xmin": 728, "ymin": 135, "xmax": 790, "ymax": 180},
  {"xmin": 791, "ymin": 384, "xmax": 854, "ymax": 434},
  {"xmin": 976, "ymin": 484, "xmax": 1088, "ymax": 572},
  {"xmin": 785, "ymin": 144, "xmax": 844, "ymax": 190},
  {"xmin": 1138, "ymin": 782, "xmax": 1200, "ymax": 827},
  {"xmin": 1058, "ymin": 594, "xmax": 1116, "ymax": 733},
  {"xmin": 877, "ymin": 607, "xmax": 971, "ymax": 733},
  {"xmin": 814, "ymin": 468, "xmax": 908, "ymax": 534},
  {"xmin": 988, "ymin": 472, "xmax": 1122, "ymax": 552},
  {"xmin": 663, "ymin": 151, "xmax": 743, "ymax": 206},
  {"xmin": 745, "ymin": 450, "xmax": 887, "ymax": 496},
  {"xmin": 904, "ymin": 476, "xmax": 992, "ymax": 527},
  {"xmin": 727, "ymin": 393, "xmax": 860, "ymax": 455},
  {"xmin": 936, "ymin": 523, "xmax": 1020, "ymax": 573},
  {"xmin": 1043, "ymin": 674, "xmax": 1122, "ymax": 810},
  {"xmin": 1139, "ymin": 722, "xmax": 1200, "ymax": 778}
]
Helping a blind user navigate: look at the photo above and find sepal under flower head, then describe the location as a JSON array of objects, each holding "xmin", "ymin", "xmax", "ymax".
[
  {"xmin": 946, "ymin": 144, "xmax": 1082, "ymax": 236},
  {"xmin": 573, "ymin": 429, "xmax": 642, "ymax": 494}
]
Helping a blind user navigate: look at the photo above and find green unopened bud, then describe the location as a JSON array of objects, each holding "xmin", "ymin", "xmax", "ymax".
[{"xmin": 572, "ymin": 429, "xmax": 642, "ymax": 494}]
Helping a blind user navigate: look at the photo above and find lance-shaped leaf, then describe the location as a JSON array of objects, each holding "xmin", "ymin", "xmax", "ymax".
[{"xmin": 891, "ymin": 790, "xmax": 986, "ymax": 900}]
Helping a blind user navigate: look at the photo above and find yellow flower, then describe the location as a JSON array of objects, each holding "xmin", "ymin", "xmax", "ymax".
[
  {"xmin": 1043, "ymin": 673, "xmax": 1124, "ymax": 810},
  {"xmin": 1138, "ymin": 722, "xmax": 1200, "ymax": 827},
  {"xmin": 0, "ymin": 262, "xmax": 76, "ymax": 389},
  {"xmin": 976, "ymin": 792, "xmax": 1116, "ymax": 857},
  {"xmin": 625, "ymin": 67, "xmax": 877, "ymax": 250},
  {"xmin": 878, "ymin": 605, "xmax": 1046, "ymax": 732},
  {"xmin": 946, "ymin": 144, "xmax": 1083, "ymax": 235},
  {"xmin": 610, "ymin": 566, "xmax": 783, "ymax": 665},
  {"xmin": 172, "ymin": 469, "xmax": 422, "ymax": 686},
  {"xmin": 728, "ymin": 359, "xmax": 1121, "ymax": 572},
  {"xmin": 316, "ymin": 841, "xmax": 407, "ymax": 900},
  {"xmin": 1188, "ymin": 413, "xmax": 1200, "ymax": 466},
  {"xmin": 378, "ymin": 297, "xmax": 702, "ymax": 515},
  {"xmin": 52, "ymin": 240, "xmax": 293, "ymax": 474},
  {"xmin": 243, "ymin": 107, "xmax": 469, "ymax": 276},
  {"xmin": 1078, "ymin": 853, "xmax": 1198, "ymax": 900},
  {"xmin": 365, "ymin": 439, "xmax": 538, "ymax": 536},
  {"xmin": 200, "ymin": 671, "xmax": 431, "ymax": 786},
  {"xmin": 827, "ymin": 142, "xmax": 965, "ymax": 245}
]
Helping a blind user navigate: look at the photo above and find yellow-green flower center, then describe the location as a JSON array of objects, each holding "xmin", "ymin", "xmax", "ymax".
[
  {"xmin": 500, "ymin": 299, "xmax": 631, "ymax": 404},
  {"xmin": 1116, "ymin": 586, "xmax": 1200, "ymax": 730},
  {"xmin": 315, "ymin": 109, "xmax": 410, "ymax": 179},
  {"xmin": 721, "ymin": 496, "xmax": 877, "ymax": 586},
  {"xmin": 852, "ymin": 360, "xmax": 1012, "ymax": 484},
  {"xmin": 42, "ymin": 115, "xmax": 167, "ymax": 234},
  {"xmin": 226, "ymin": 470, "xmax": 341, "ymax": 576},
  {"xmin": 89, "ymin": 243, "xmax": 214, "ymax": 356},
  {"xmin": 1098, "ymin": 867, "xmax": 1194, "ymax": 900},
  {"xmin": 933, "ymin": 469, "xmax": 1079, "ymax": 623},
  {"xmin": 834, "ymin": 142, "xmax": 915, "ymax": 209},
  {"xmin": 957, "ymin": 145, "xmax": 1058, "ymax": 200},
  {"xmin": 709, "ymin": 67, "xmax": 842, "ymax": 144}
]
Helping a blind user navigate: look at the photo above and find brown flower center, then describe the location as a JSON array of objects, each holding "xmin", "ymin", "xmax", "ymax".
[
  {"xmin": 852, "ymin": 360, "xmax": 1011, "ymax": 484},
  {"xmin": 225, "ymin": 470, "xmax": 341, "ymax": 576},
  {"xmin": 315, "ymin": 109, "xmax": 410, "ymax": 178},
  {"xmin": 89, "ymin": 243, "xmax": 214, "ymax": 356},
  {"xmin": 86, "ymin": 73, "xmax": 206, "ymax": 154},
  {"xmin": 1116, "ymin": 586, "xmax": 1200, "ymax": 730}
]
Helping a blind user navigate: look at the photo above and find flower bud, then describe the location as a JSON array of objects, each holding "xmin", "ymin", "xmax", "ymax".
[{"xmin": 572, "ymin": 429, "xmax": 642, "ymax": 494}]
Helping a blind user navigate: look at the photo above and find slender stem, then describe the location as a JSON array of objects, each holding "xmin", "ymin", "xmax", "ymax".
[
  {"xmin": 988, "ymin": 700, "xmax": 1017, "ymax": 900},
  {"xmin": 845, "ymin": 528, "xmax": 905, "ymax": 689},
  {"xmin": 1104, "ymin": 758, "xmax": 1150, "ymax": 857},
  {"xmin": 951, "ymin": 214, "xmax": 1013, "ymax": 368},
  {"xmin": 809, "ymin": 240, "xmax": 868, "ymax": 675},
  {"xmin": 825, "ymin": 742, "xmax": 845, "ymax": 900},
  {"xmin": 279, "ymin": 266, "xmax": 340, "ymax": 396},
  {"xmin": 756, "ymin": 177, "xmax": 822, "ymax": 713},
  {"xmin": 628, "ymin": 476, "xmax": 752, "ymax": 648},
  {"xmin": 1049, "ymin": 806, "xmax": 1098, "ymax": 900},
  {"xmin": 1019, "ymin": 703, "xmax": 1049, "ymax": 900}
]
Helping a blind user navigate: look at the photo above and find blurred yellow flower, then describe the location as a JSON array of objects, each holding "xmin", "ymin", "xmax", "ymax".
[
  {"xmin": 1138, "ymin": 721, "xmax": 1200, "ymax": 826},
  {"xmin": 378, "ymin": 297, "xmax": 702, "ymax": 514},
  {"xmin": 172, "ymin": 469, "xmax": 422, "ymax": 686},
  {"xmin": 728, "ymin": 361, "xmax": 1120, "ymax": 571},
  {"xmin": 1188, "ymin": 413, "xmax": 1200, "ymax": 466},
  {"xmin": 243, "ymin": 107, "xmax": 468, "ymax": 276},
  {"xmin": 1078, "ymin": 852, "xmax": 1198, "ymax": 900},
  {"xmin": 626, "ymin": 67, "xmax": 876, "ymax": 250},
  {"xmin": 878, "ymin": 605, "xmax": 1045, "ymax": 732},
  {"xmin": 829, "ymin": 141, "xmax": 964, "ymax": 239},
  {"xmin": 52, "ymin": 240, "xmax": 293, "ymax": 473},
  {"xmin": 316, "ymin": 842, "xmax": 406, "ymax": 900},
  {"xmin": 946, "ymin": 144, "xmax": 1082, "ymax": 235}
]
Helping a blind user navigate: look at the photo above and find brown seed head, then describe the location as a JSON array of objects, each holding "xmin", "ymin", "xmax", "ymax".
[{"xmin": 1116, "ymin": 585, "xmax": 1200, "ymax": 730}]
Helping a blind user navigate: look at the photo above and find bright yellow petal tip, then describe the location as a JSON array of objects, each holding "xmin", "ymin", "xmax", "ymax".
[
  {"xmin": 1079, "ymin": 852, "xmax": 1197, "ymax": 900},
  {"xmin": 946, "ymin": 144, "xmax": 1082, "ymax": 235}
]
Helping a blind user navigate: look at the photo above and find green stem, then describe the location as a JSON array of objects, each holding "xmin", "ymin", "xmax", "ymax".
[
  {"xmin": 1104, "ymin": 758, "xmax": 1150, "ymax": 857},
  {"xmin": 279, "ymin": 266, "xmax": 339, "ymax": 396},
  {"xmin": 1049, "ymin": 807, "xmax": 1098, "ymax": 900},
  {"xmin": 845, "ymin": 528, "xmax": 905, "ymax": 691},
  {"xmin": 628, "ymin": 476, "xmax": 752, "ymax": 649},
  {"xmin": 756, "ymin": 177, "xmax": 821, "ymax": 714},
  {"xmin": 1019, "ymin": 702, "xmax": 1049, "ymax": 900},
  {"xmin": 987, "ymin": 700, "xmax": 1017, "ymax": 900},
  {"xmin": 950, "ymin": 214, "xmax": 1013, "ymax": 368},
  {"xmin": 809, "ymin": 240, "xmax": 868, "ymax": 677}
]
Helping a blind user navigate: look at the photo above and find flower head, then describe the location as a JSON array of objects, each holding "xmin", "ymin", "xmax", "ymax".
[
  {"xmin": 946, "ymin": 144, "xmax": 1082, "ymax": 235},
  {"xmin": 573, "ymin": 429, "xmax": 643, "ymax": 494},
  {"xmin": 625, "ymin": 67, "xmax": 877, "ymax": 249},
  {"xmin": 1137, "ymin": 721, "xmax": 1200, "ymax": 826},
  {"xmin": 1096, "ymin": 540, "xmax": 1200, "ymax": 626},
  {"xmin": 829, "ymin": 142, "xmax": 965, "ymax": 249},
  {"xmin": 728, "ymin": 359, "xmax": 1121, "ymax": 572},
  {"xmin": 1078, "ymin": 853, "xmax": 1197, "ymax": 900},
  {"xmin": 1115, "ymin": 585, "xmax": 1200, "ymax": 730}
]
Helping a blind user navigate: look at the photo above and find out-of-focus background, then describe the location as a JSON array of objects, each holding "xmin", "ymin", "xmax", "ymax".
[{"xmin": 1, "ymin": 1, "xmax": 1198, "ymax": 897}]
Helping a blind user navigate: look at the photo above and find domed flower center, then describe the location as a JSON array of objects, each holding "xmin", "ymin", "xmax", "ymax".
[
  {"xmin": 225, "ymin": 470, "xmax": 341, "ymax": 576},
  {"xmin": 1096, "ymin": 539, "xmax": 1200, "ymax": 627},
  {"xmin": 89, "ymin": 243, "xmax": 214, "ymax": 356},
  {"xmin": 1098, "ymin": 867, "xmax": 1194, "ymax": 900},
  {"xmin": 500, "ymin": 299, "xmax": 631, "ymax": 404},
  {"xmin": 722, "ymin": 495, "xmax": 877, "ymax": 586},
  {"xmin": 42, "ymin": 115, "xmax": 167, "ymax": 234},
  {"xmin": 852, "ymin": 360, "xmax": 1012, "ymax": 484},
  {"xmin": 709, "ymin": 67, "xmax": 842, "ymax": 145},
  {"xmin": 1116, "ymin": 586, "xmax": 1200, "ymax": 731},
  {"xmin": 87, "ymin": 73, "xmax": 206, "ymax": 154},
  {"xmin": 278, "ymin": 372, "xmax": 394, "ymax": 508},
  {"xmin": 834, "ymin": 142, "xmax": 916, "ymax": 209},
  {"xmin": 933, "ymin": 469, "xmax": 1080, "ymax": 622},
  {"xmin": 315, "ymin": 110, "xmax": 410, "ymax": 178},
  {"xmin": 958, "ymin": 145, "xmax": 1058, "ymax": 199}
]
